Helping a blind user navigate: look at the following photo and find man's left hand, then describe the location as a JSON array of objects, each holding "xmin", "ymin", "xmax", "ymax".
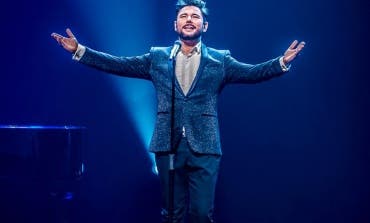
[{"xmin": 283, "ymin": 40, "xmax": 305, "ymax": 64}]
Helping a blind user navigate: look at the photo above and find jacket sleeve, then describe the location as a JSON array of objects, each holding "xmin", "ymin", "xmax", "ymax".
[
  {"xmin": 224, "ymin": 51, "xmax": 286, "ymax": 84},
  {"xmin": 78, "ymin": 47, "xmax": 152, "ymax": 80}
]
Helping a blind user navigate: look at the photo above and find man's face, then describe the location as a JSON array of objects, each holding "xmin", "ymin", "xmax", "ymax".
[{"xmin": 174, "ymin": 6, "xmax": 208, "ymax": 41}]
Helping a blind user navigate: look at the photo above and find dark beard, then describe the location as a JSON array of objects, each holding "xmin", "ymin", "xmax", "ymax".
[{"xmin": 179, "ymin": 30, "xmax": 202, "ymax": 41}]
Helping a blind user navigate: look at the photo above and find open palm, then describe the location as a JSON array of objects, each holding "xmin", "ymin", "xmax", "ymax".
[{"xmin": 51, "ymin": 28, "xmax": 78, "ymax": 53}]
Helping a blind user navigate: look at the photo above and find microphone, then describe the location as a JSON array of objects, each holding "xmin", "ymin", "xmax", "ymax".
[{"xmin": 169, "ymin": 40, "xmax": 181, "ymax": 60}]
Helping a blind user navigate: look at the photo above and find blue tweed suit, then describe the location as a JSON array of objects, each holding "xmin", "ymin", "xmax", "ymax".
[
  {"xmin": 79, "ymin": 43, "xmax": 285, "ymax": 155},
  {"xmin": 79, "ymin": 43, "xmax": 286, "ymax": 222}
]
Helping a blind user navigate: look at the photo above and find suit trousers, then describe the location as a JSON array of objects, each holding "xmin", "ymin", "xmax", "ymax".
[{"xmin": 155, "ymin": 137, "xmax": 221, "ymax": 223}]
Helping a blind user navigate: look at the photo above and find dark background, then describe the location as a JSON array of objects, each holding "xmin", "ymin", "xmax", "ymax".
[{"xmin": 0, "ymin": 0, "xmax": 369, "ymax": 222}]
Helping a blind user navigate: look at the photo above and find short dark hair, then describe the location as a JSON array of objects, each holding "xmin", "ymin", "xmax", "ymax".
[{"xmin": 175, "ymin": 0, "xmax": 209, "ymax": 21}]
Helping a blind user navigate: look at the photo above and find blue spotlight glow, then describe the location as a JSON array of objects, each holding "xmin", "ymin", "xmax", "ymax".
[
  {"xmin": 63, "ymin": 192, "xmax": 74, "ymax": 200},
  {"xmin": 113, "ymin": 78, "xmax": 156, "ymax": 149},
  {"xmin": 74, "ymin": 0, "xmax": 158, "ymax": 173}
]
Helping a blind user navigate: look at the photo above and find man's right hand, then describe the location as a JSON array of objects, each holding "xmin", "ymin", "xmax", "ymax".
[{"xmin": 51, "ymin": 28, "xmax": 78, "ymax": 53}]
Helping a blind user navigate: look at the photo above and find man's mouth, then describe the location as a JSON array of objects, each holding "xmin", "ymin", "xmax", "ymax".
[{"xmin": 183, "ymin": 24, "xmax": 195, "ymax": 30}]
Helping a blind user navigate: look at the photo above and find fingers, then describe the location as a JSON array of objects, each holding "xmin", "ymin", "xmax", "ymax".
[
  {"xmin": 51, "ymin": 33, "xmax": 63, "ymax": 39},
  {"xmin": 51, "ymin": 32, "xmax": 63, "ymax": 41},
  {"xmin": 296, "ymin": 41, "xmax": 305, "ymax": 53},
  {"xmin": 283, "ymin": 40, "xmax": 305, "ymax": 64},
  {"xmin": 60, "ymin": 38, "xmax": 68, "ymax": 47},
  {"xmin": 288, "ymin": 40, "xmax": 306, "ymax": 54},
  {"xmin": 51, "ymin": 32, "xmax": 65, "ymax": 45},
  {"xmin": 66, "ymin": 28, "xmax": 75, "ymax": 39},
  {"xmin": 289, "ymin": 40, "xmax": 299, "ymax": 49}
]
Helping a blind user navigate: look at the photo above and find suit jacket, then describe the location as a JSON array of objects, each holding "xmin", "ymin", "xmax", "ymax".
[{"xmin": 79, "ymin": 43, "xmax": 285, "ymax": 155}]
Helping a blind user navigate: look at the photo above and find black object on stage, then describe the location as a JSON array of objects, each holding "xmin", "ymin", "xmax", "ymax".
[{"xmin": 0, "ymin": 125, "xmax": 87, "ymax": 223}]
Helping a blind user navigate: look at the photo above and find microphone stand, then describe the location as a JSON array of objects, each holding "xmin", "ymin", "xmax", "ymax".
[{"xmin": 168, "ymin": 52, "xmax": 177, "ymax": 223}]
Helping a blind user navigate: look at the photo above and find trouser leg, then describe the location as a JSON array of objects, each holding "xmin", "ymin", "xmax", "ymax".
[
  {"xmin": 155, "ymin": 138, "xmax": 221, "ymax": 223},
  {"xmin": 187, "ymin": 152, "xmax": 221, "ymax": 223},
  {"xmin": 155, "ymin": 139, "xmax": 188, "ymax": 223}
]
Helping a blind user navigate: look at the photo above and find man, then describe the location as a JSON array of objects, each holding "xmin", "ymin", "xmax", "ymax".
[{"xmin": 52, "ymin": 0, "xmax": 305, "ymax": 222}]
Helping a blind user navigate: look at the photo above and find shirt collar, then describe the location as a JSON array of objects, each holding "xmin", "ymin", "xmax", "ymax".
[
  {"xmin": 178, "ymin": 41, "xmax": 202, "ymax": 57},
  {"xmin": 192, "ymin": 41, "xmax": 201, "ymax": 55}
]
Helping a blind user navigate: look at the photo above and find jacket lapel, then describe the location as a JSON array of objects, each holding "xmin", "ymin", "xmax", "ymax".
[
  {"xmin": 167, "ymin": 56, "xmax": 185, "ymax": 97},
  {"xmin": 167, "ymin": 43, "xmax": 209, "ymax": 97},
  {"xmin": 186, "ymin": 43, "xmax": 208, "ymax": 96}
]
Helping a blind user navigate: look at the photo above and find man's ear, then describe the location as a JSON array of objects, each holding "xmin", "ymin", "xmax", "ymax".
[
  {"xmin": 203, "ymin": 22, "xmax": 208, "ymax": 32},
  {"xmin": 174, "ymin": 21, "xmax": 178, "ymax": 32}
]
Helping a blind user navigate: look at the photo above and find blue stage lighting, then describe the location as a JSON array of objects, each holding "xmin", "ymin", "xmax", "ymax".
[{"xmin": 74, "ymin": 0, "xmax": 158, "ymax": 174}]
